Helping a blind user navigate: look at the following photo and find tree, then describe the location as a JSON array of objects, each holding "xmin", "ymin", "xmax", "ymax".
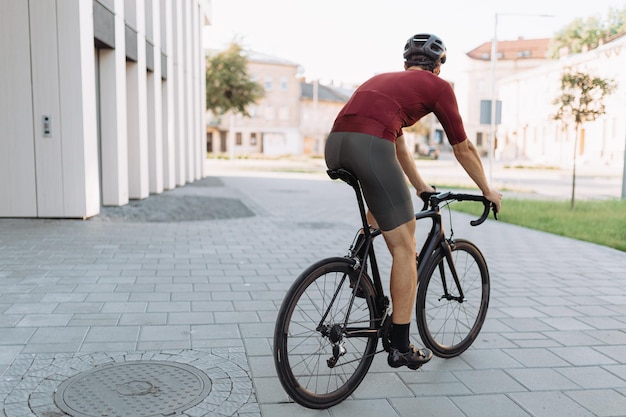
[
  {"xmin": 205, "ymin": 42, "xmax": 264, "ymax": 119},
  {"xmin": 548, "ymin": 7, "xmax": 626, "ymax": 58},
  {"xmin": 553, "ymin": 71, "xmax": 616, "ymax": 208}
]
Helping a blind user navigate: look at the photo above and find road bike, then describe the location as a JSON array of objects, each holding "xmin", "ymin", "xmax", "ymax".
[{"xmin": 273, "ymin": 168, "xmax": 497, "ymax": 409}]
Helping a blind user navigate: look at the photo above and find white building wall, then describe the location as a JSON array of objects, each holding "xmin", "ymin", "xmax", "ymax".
[
  {"xmin": 498, "ymin": 36, "xmax": 626, "ymax": 167},
  {"xmin": 146, "ymin": 0, "xmax": 164, "ymax": 195},
  {"xmin": 0, "ymin": 1, "xmax": 37, "ymax": 217},
  {"xmin": 98, "ymin": 0, "xmax": 129, "ymax": 207},
  {"xmin": 0, "ymin": 0, "xmax": 210, "ymax": 218}
]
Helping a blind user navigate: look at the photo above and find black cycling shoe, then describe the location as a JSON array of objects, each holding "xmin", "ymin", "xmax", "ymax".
[{"xmin": 387, "ymin": 344, "xmax": 433, "ymax": 370}]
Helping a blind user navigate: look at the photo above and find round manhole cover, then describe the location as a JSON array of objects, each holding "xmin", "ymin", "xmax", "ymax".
[{"xmin": 54, "ymin": 360, "xmax": 212, "ymax": 417}]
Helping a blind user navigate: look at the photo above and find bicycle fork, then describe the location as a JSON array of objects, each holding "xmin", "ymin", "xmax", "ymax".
[{"xmin": 437, "ymin": 239, "xmax": 465, "ymax": 303}]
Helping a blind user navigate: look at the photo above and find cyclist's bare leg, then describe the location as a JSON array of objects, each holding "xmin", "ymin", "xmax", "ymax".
[{"xmin": 380, "ymin": 218, "xmax": 417, "ymax": 324}]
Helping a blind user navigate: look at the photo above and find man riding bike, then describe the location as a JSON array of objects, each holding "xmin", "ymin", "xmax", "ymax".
[{"xmin": 325, "ymin": 33, "xmax": 503, "ymax": 369}]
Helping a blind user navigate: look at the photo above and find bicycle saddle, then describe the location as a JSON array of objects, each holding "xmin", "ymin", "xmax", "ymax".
[{"xmin": 327, "ymin": 169, "xmax": 359, "ymax": 187}]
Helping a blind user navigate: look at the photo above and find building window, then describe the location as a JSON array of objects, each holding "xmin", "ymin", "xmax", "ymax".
[
  {"xmin": 206, "ymin": 131, "xmax": 213, "ymax": 153},
  {"xmin": 280, "ymin": 77, "xmax": 288, "ymax": 91},
  {"xmin": 264, "ymin": 77, "xmax": 273, "ymax": 91},
  {"xmin": 250, "ymin": 133, "xmax": 257, "ymax": 146},
  {"xmin": 516, "ymin": 50, "xmax": 531, "ymax": 58},
  {"xmin": 236, "ymin": 132, "xmax": 242, "ymax": 145},
  {"xmin": 264, "ymin": 106, "xmax": 275, "ymax": 120}
]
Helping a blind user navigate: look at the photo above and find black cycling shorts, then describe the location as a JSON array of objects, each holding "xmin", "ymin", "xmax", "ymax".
[{"xmin": 325, "ymin": 132, "xmax": 414, "ymax": 231}]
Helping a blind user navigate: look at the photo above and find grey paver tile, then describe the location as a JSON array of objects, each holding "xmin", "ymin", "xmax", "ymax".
[
  {"xmin": 586, "ymin": 330, "xmax": 626, "ymax": 345},
  {"xmin": 453, "ymin": 369, "xmax": 527, "ymax": 394},
  {"xmin": 557, "ymin": 366, "xmax": 626, "ymax": 389},
  {"xmin": 259, "ymin": 403, "xmax": 331, "ymax": 416},
  {"xmin": 84, "ymin": 326, "xmax": 140, "ymax": 342},
  {"xmin": 390, "ymin": 396, "xmax": 465, "ymax": 417},
  {"xmin": 139, "ymin": 325, "xmax": 190, "ymax": 341},
  {"xmin": 4, "ymin": 303, "xmax": 57, "ymax": 315},
  {"xmin": 506, "ymin": 368, "xmax": 580, "ymax": 390},
  {"xmin": 542, "ymin": 330, "xmax": 608, "ymax": 346},
  {"xmin": 351, "ymin": 372, "xmax": 413, "ymax": 399},
  {"xmin": 502, "ymin": 348, "xmax": 571, "ymax": 368},
  {"xmin": 28, "ymin": 327, "xmax": 88, "ymax": 344},
  {"xmin": 566, "ymin": 389, "xmax": 626, "ymax": 416},
  {"xmin": 328, "ymin": 399, "xmax": 401, "ymax": 417},
  {"xmin": 510, "ymin": 391, "xmax": 594, "ymax": 417},
  {"xmin": 459, "ymin": 349, "xmax": 524, "ymax": 369},
  {"xmin": 539, "ymin": 317, "xmax": 594, "ymax": 331},
  {"xmin": 595, "ymin": 345, "xmax": 626, "ymax": 363},
  {"xmin": 167, "ymin": 312, "xmax": 213, "ymax": 325},
  {"xmin": 451, "ymin": 394, "xmax": 530, "ymax": 417},
  {"xmin": 550, "ymin": 346, "xmax": 617, "ymax": 366},
  {"xmin": 604, "ymin": 365, "xmax": 626, "ymax": 381},
  {"xmin": 15, "ymin": 314, "xmax": 72, "ymax": 327},
  {"xmin": 100, "ymin": 301, "xmax": 148, "ymax": 313},
  {"xmin": 191, "ymin": 324, "xmax": 241, "ymax": 340}
]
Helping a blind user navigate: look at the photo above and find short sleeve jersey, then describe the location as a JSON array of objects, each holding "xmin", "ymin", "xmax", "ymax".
[{"xmin": 331, "ymin": 70, "xmax": 467, "ymax": 145}]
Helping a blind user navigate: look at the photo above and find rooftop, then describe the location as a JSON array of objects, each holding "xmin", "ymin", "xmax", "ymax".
[{"xmin": 466, "ymin": 38, "xmax": 551, "ymax": 61}]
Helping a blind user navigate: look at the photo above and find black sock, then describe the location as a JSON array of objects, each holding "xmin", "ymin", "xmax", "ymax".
[{"xmin": 391, "ymin": 323, "xmax": 410, "ymax": 352}]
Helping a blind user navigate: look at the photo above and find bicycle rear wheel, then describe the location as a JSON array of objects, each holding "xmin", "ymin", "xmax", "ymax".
[
  {"xmin": 273, "ymin": 257, "xmax": 378, "ymax": 409},
  {"xmin": 416, "ymin": 239, "xmax": 489, "ymax": 358}
]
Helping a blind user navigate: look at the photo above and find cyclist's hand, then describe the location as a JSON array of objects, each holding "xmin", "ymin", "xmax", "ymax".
[
  {"xmin": 483, "ymin": 189, "xmax": 502, "ymax": 214},
  {"xmin": 417, "ymin": 185, "xmax": 437, "ymax": 203}
]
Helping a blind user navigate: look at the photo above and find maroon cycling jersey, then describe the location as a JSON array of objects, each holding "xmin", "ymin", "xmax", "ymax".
[{"xmin": 331, "ymin": 70, "xmax": 467, "ymax": 145}]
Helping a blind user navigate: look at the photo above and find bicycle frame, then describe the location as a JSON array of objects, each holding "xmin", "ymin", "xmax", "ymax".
[{"xmin": 326, "ymin": 168, "xmax": 492, "ymax": 337}]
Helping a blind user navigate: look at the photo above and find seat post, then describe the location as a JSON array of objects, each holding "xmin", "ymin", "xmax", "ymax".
[{"xmin": 326, "ymin": 169, "xmax": 371, "ymax": 238}]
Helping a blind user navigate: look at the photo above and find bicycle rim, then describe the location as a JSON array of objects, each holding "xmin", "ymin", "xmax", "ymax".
[
  {"xmin": 416, "ymin": 240, "xmax": 490, "ymax": 358},
  {"xmin": 273, "ymin": 258, "xmax": 378, "ymax": 409}
]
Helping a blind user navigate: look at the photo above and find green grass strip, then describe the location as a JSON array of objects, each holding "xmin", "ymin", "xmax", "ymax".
[{"xmin": 452, "ymin": 198, "xmax": 626, "ymax": 252}]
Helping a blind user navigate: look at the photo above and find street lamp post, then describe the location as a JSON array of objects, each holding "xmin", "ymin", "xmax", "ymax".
[{"xmin": 488, "ymin": 14, "xmax": 499, "ymax": 185}]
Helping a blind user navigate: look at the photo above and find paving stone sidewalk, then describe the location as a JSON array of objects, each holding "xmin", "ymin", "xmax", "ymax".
[{"xmin": 1, "ymin": 170, "xmax": 626, "ymax": 417}]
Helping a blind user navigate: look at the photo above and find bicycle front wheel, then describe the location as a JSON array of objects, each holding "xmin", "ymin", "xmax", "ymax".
[
  {"xmin": 416, "ymin": 239, "xmax": 490, "ymax": 358},
  {"xmin": 273, "ymin": 257, "xmax": 378, "ymax": 409}
]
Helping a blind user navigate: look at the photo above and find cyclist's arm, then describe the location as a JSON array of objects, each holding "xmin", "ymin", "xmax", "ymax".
[
  {"xmin": 452, "ymin": 139, "xmax": 502, "ymax": 212},
  {"xmin": 396, "ymin": 135, "xmax": 434, "ymax": 195}
]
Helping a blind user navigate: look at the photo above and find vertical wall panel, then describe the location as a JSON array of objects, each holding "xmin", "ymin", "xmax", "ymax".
[
  {"xmin": 184, "ymin": 1, "xmax": 194, "ymax": 183},
  {"xmin": 126, "ymin": 0, "xmax": 150, "ymax": 199},
  {"xmin": 173, "ymin": 0, "xmax": 186, "ymax": 186},
  {"xmin": 30, "ymin": 0, "xmax": 64, "ymax": 216},
  {"xmin": 99, "ymin": 0, "xmax": 129, "ymax": 206},
  {"xmin": 56, "ymin": 0, "xmax": 100, "ymax": 217},
  {"xmin": 0, "ymin": 1, "xmax": 37, "ymax": 217},
  {"xmin": 161, "ymin": 0, "xmax": 176, "ymax": 190},
  {"xmin": 146, "ymin": 0, "xmax": 164, "ymax": 194}
]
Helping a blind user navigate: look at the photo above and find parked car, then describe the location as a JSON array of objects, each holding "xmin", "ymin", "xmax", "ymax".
[{"xmin": 416, "ymin": 143, "xmax": 440, "ymax": 160}]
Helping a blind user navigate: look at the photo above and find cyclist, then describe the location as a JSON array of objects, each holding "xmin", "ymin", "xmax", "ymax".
[{"xmin": 325, "ymin": 33, "xmax": 503, "ymax": 369}]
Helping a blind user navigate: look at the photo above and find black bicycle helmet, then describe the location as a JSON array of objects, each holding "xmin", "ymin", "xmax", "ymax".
[{"xmin": 403, "ymin": 33, "xmax": 447, "ymax": 64}]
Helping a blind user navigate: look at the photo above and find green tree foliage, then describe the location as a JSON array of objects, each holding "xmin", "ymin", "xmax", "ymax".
[
  {"xmin": 553, "ymin": 71, "xmax": 616, "ymax": 208},
  {"xmin": 548, "ymin": 7, "xmax": 626, "ymax": 58},
  {"xmin": 205, "ymin": 42, "xmax": 264, "ymax": 118}
]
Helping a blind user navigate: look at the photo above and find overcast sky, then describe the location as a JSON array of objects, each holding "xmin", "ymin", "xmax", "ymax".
[{"xmin": 203, "ymin": 0, "xmax": 626, "ymax": 85}]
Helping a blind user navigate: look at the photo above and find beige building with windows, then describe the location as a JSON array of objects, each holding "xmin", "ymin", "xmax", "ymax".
[
  {"xmin": 0, "ymin": 0, "xmax": 210, "ymax": 218},
  {"xmin": 299, "ymin": 81, "xmax": 352, "ymax": 155},
  {"xmin": 206, "ymin": 51, "xmax": 303, "ymax": 156}
]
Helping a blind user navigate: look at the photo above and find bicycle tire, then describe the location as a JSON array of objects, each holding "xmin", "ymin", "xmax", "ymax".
[
  {"xmin": 416, "ymin": 239, "xmax": 490, "ymax": 358},
  {"xmin": 273, "ymin": 257, "xmax": 379, "ymax": 409}
]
